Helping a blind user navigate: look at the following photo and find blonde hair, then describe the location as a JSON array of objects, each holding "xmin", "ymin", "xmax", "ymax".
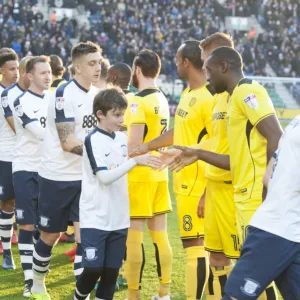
[{"xmin": 200, "ymin": 32, "xmax": 234, "ymax": 50}]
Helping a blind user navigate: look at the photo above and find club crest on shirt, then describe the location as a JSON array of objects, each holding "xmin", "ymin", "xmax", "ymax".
[
  {"xmin": 241, "ymin": 278, "xmax": 260, "ymax": 296},
  {"xmin": 85, "ymin": 247, "xmax": 98, "ymax": 261},
  {"xmin": 55, "ymin": 97, "xmax": 64, "ymax": 110},
  {"xmin": 15, "ymin": 104, "xmax": 24, "ymax": 117},
  {"xmin": 16, "ymin": 209, "xmax": 24, "ymax": 220},
  {"xmin": 1, "ymin": 96, "xmax": 8, "ymax": 108},
  {"xmin": 189, "ymin": 97, "xmax": 196, "ymax": 107},
  {"xmin": 130, "ymin": 103, "xmax": 138, "ymax": 114},
  {"xmin": 39, "ymin": 216, "xmax": 50, "ymax": 227},
  {"xmin": 244, "ymin": 94, "xmax": 258, "ymax": 109}
]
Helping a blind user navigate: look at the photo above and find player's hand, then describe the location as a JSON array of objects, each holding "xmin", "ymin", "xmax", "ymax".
[
  {"xmin": 197, "ymin": 190, "xmax": 206, "ymax": 218},
  {"xmin": 158, "ymin": 148, "xmax": 182, "ymax": 170},
  {"xmin": 167, "ymin": 145, "xmax": 199, "ymax": 172},
  {"xmin": 129, "ymin": 144, "xmax": 149, "ymax": 158},
  {"xmin": 133, "ymin": 153, "xmax": 162, "ymax": 169}
]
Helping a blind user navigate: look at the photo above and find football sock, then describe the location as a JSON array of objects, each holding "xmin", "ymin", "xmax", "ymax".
[
  {"xmin": 18, "ymin": 229, "xmax": 34, "ymax": 281},
  {"xmin": 32, "ymin": 238, "xmax": 52, "ymax": 294},
  {"xmin": 96, "ymin": 267, "xmax": 119, "ymax": 300},
  {"xmin": 74, "ymin": 243, "xmax": 83, "ymax": 280},
  {"xmin": 149, "ymin": 230, "xmax": 172, "ymax": 297},
  {"xmin": 32, "ymin": 227, "xmax": 40, "ymax": 245},
  {"xmin": 205, "ymin": 264, "xmax": 234, "ymax": 299},
  {"xmin": 0, "ymin": 210, "xmax": 14, "ymax": 256},
  {"xmin": 75, "ymin": 267, "xmax": 102, "ymax": 300},
  {"xmin": 125, "ymin": 229, "xmax": 144, "ymax": 300},
  {"xmin": 185, "ymin": 246, "xmax": 209, "ymax": 300},
  {"xmin": 258, "ymin": 283, "xmax": 278, "ymax": 300}
]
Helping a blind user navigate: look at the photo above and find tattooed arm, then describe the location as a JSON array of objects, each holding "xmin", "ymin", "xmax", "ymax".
[{"xmin": 56, "ymin": 122, "xmax": 83, "ymax": 156}]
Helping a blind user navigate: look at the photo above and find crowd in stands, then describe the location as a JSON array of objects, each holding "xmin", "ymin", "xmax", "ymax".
[{"xmin": 0, "ymin": 0, "xmax": 299, "ymax": 79}]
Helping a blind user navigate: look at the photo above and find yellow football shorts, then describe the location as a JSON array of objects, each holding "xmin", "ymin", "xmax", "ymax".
[
  {"xmin": 176, "ymin": 194, "xmax": 204, "ymax": 239},
  {"xmin": 204, "ymin": 180, "xmax": 240, "ymax": 259},
  {"xmin": 128, "ymin": 181, "xmax": 172, "ymax": 218},
  {"xmin": 235, "ymin": 197, "xmax": 262, "ymax": 245}
]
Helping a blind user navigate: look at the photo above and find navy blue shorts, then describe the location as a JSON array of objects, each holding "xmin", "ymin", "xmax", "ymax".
[
  {"xmin": 0, "ymin": 160, "xmax": 15, "ymax": 201},
  {"xmin": 13, "ymin": 171, "xmax": 38, "ymax": 225},
  {"xmin": 38, "ymin": 176, "xmax": 81, "ymax": 233},
  {"xmin": 81, "ymin": 228, "xmax": 128, "ymax": 269},
  {"xmin": 223, "ymin": 226, "xmax": 300, "ymax": 300}
]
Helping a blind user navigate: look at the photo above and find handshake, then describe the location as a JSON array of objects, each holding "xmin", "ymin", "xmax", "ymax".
[{"xmin": 130, "ymin": 144, "xmax": 200, "ymax": 172}]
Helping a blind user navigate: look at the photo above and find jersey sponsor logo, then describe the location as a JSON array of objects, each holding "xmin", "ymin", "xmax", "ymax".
[
  {"xmin": 176, "ymin": 108, "xmax": 188, "ymax": 118},
  {"xmin": 0, "ymin": 186, "xmax": 3, "ymax": 195},
  {"xmin": 212, "ymin": 112, "xmax": 226, "ymax": 120},
  {"xmin": 189, "ymin": 97, "xmax": 196, "ymax": 107},
  {"xmin": 240, "ymin": 278, "xmax": 260, "ymax": 296},
  {"xmin": 39, "ymin": 216, "xmax": 50, "ymax": 227},
  {"xmin": 244, "ymin": 94, "xmax": 258, "ymax": 109},
  {"xmin": 181, "ymin": 185, "xmax": 188, "ymax": 189},
  {"xmin": 1, "ymin": 96, "xmax": 8, "ymax": 108},
  {"xmin": 55, "ymin": 97, "xmax": 64, "ymax": 110},
  {"xmin": 82, "ymin": 115, "xmax": 97, "ymax": 129},
  {"xmin": 121, "ymin": 145, "xmax": 127, "ymax": 157},
  {"xmin": 16, "ymin": 209, "xmax": 24, "ymax": 220},
  {"xmin": 85, "ymin": 247, "xmax": 98, "ymax": 261},
  {"xmin": 15, "ymin": 104, "xmax": 24, "ymax": 117},
  {"xmin": 130, "ymin": 103, "xmax": 138, "ymax": 114}
]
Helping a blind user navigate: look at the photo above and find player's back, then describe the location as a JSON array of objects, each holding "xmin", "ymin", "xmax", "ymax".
[
  {"xmin": 250, "ymin": 116, "xmax": 300, "ymax": 242},
  {"xmin": 128, "ymin": 87, "xmax": 169, "ymax": 182},
  {"xmin": 227, "ymin": 79, "xmax": 276, "ymax": 201},
  {"xmin": 173, "ymin": 83, "xmax": 214, "ymax": 196}
]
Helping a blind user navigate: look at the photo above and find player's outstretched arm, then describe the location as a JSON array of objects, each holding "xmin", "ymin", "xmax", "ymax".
[
  {"xmin": 56, "ymin": 121, "xmax": 83, "ymax": 156},
  {"xmin": 256, "ymin": 115, "xmax": 283, "ymax": 163},
  {"xmin": 130, "ymin": 128, "xmax": 174, "ymax": 157},
  {"xmin": 96, "ymin": 154, "xmax": 162, "ymax": 185},
  {"xmin": 163, "ymin": 145, "xmax": 230, "ymax": 172}
]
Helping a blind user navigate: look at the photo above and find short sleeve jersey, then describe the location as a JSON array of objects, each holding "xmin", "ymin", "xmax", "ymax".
[
  {"xmin": 39, "ymin": 79, "xmax": 99, "ymax": 181},
  {"xmin": 205, "ymin": 92, "xmax": 232, "ymax": 183},
  {"xmin": 13, "ymin": 90, "xmax": 49, "ymax": 173},
  {"xmin": 80, "ymin": 128, "xmax": 130, "ymax": 231},
  {"xmin": 173, "ymin": 83, "xmax": 214, "ymax": 196},
  {"xmin": 0, "ymin": 83, "xmax": 25, "ymax": 161},
  {"xmin": 227, "ymin": 79, "xmax": 276, "ymax": 201},
  {"xmin": 127, "ymin": 88, "xmax": 169, "ymax": 182}
]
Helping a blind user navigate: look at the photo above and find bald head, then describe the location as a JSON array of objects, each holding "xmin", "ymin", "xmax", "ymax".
[
  {"xmin": 207, "ymin": 47, "xmax": 243, "ymax": 71},
  {"xmin": 107, "ymin": 62, "xmax": 132, "ymax": 90}
]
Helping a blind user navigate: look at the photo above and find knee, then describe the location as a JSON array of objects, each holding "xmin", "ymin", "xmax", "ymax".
[
  {"xmin": 1, "ymin": 199, "xmax": 15, "ymax": 212},
  {"xmin": 209, "ymin": 252, "xmax": 231, "ymax": 267},
  {"xmin": 41, "ymin": 231, "xmax": 60, "ymax": 246},
  {"xmin": 182, "ymin": 237, "xmax": 204, "ymax": 248}
]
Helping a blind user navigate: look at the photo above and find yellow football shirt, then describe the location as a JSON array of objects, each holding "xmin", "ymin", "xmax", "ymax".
[
  {"xmin": 173, "ymin": 83, "xmax": 214, "ymax": 197},
  {"xmin": 127, "ymin": 87, "xmax": 169, "ymax": 182},
  {"xmin": 227, "ymin": 78, "xmax": 275, "ymax": 201},
  {"xmin": 205, "ymin": 92, "xmax": 232, "ymax": 183},
  {"xmin": 50, "ymin": 78, "xmax": 67, "ymax": 91},
  {"xmin": 122, "ymin": 89, "xmax": 135, "ymax": 129}
]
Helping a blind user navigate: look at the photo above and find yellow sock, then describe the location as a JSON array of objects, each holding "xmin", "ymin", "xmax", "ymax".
[
  {"xmin": 205, "ymin": 264, "xmax": 234, "ymax": 299},
  {"xmin": 125, "ymin": 229, "xmax": 144, "ymax": 300},
  {"xmin": 66, "ymin": 226, "xmax": 74, "ymax": 235},
  {"xmin": 185, "ymin": 246, "xmax": 209, "ymax": 300},
  {"xmin": 149, "ymin": 230, "xmax": 173, "ymax": 297},
  {"xmin": 258, "ymin": 282, "xmax": 278, "ymax": 300}
]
